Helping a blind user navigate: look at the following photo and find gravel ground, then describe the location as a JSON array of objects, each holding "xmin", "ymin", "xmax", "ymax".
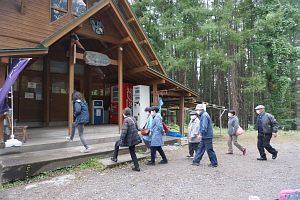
[{"xmin": 1, "ymin": 134, "xmax": 300, "ymax": 200}]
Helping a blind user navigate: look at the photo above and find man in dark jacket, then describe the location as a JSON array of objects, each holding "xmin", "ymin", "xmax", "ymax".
[
  {"xmin": 111, "ymin": 107, "xmax": 142, "ymax": 171},
  {"xmin": 192, "ymin": 104, "xmax": 218, "ymax": 167},
  {"xmin": 255, "ymin": 105, "xmax": 279, "ymax": 161}
]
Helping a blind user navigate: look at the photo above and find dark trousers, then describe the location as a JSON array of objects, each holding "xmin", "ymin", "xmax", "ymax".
[
  {"xmin": 112, "ymin": 141, "xmax": 139, "ymax": 169},
  {"xmin": 257, "ymin": 134, "xmax": 277, "ymax": 158},
  {"xmin": 150, "ymin": 146, "xmax": 167, "ymax": 163},
  {"xmin": 188, "ymin": 142, "xmax": 200, "ymax": 156},
  {"xmin": 143, "ymin": 139, "xmax": 151, "ymax": 149},
  {"xmin": 193, "ymin": 139, "xmax": 218, "ymax": 166}
]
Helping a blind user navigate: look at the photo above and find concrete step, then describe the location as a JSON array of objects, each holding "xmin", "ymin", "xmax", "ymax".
[
  {"xmin": 99, "ymin": 153, "xmax": 150, "ymax": 168},
  {"xmin": 0, "ymin": 136, "xmax": 179, "ymax": 183},
  {"xmin": 0, "ymin": 135, "xmax": 120, "ymax": 156}
]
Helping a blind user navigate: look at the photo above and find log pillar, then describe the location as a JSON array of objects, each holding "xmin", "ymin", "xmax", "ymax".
[
  {"xmin": 118, "ymin": 47, "xmax": 123, "ymax": 131},
  {"xmin": 0, "ymin": 60, "xmax": 7, "ymax": 147},
  {"xmin": 68, "ymin": 40, "xmax": 76, "ymax": 135},
  {"xmin": 179, "ymin": 95, "xmax": 185, "ymax": 136}
]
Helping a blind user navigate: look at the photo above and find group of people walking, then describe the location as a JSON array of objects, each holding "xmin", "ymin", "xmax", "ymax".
[{"xmin": 68, "ymin": 91, "xmax": 279, "ymax": 172}]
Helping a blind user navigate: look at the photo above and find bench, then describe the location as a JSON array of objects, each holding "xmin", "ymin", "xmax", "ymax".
[{"xmin": 4, "ymin": 115, "xmax": 28, "ymax": 143}]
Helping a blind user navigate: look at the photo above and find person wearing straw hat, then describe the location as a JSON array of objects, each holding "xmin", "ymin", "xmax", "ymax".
[
  {"xmin": 192, "ymin": 104, "xmax": 218, "ymax": 167},
  {"xmin": 255, "ymin": 105, "xmax": 279, "ymax": 161}
]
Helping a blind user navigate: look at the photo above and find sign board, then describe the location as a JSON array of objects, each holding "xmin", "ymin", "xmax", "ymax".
[{"xmin": 84, "ymin": 51, "xmax": 111, "ymax": 66}]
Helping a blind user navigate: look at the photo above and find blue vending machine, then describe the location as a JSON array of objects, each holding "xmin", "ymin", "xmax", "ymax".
[{"xmin": 92, "ymin": 100, "xmax": 104, "ymax": 125}]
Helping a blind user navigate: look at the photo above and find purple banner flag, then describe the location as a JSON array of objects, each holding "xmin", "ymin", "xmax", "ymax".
[{"xmin": 0, "ymin": 59, "xmax": 30, "ymax": 114}]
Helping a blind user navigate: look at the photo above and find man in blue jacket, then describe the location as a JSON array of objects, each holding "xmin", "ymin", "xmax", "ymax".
[{"xmin": 192, "ymin": 104, "xmax": 218, "ymax": 167}]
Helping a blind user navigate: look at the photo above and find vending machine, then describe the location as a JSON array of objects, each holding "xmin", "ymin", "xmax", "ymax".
[
  {"xmin": 132, "ymin": 85, "xmax": 150, "ymax": 129},
  {"xmin": 110, "ymin": 83, "xmax": 133, "ymax": 124},
  {"xmin": 92, "ymin": 100, "xmax": 104, "ymax": 125}
]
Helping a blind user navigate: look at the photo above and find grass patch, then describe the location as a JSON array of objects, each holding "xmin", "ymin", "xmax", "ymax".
[{"xmin": 1, "ymin": 158, "xmax": 105, "ymax": 191}]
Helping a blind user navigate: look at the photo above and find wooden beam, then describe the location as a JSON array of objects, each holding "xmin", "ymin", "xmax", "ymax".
[
  {"xmin": 119, "ymin": 37, "xmax": 131, "ymax": 44},
  {"xmin": 43, "ymin": 55, "xmax": 50, "ymax": 127},
  {"xmin": 149, "ymin": 60, "xmax": 159, "ymax": 66},
  {"xmin": 127, "ymin": 17, "xmax": 135, "ymax": 23},
  {"xmin": 153, "ymin": 91, "xmax": 180, "ymax": 97},
  {"xmin": 127, "ymin": 66, "xmax": 148, "ymax": 74},
  {"xmin": 139, "ymin": 40, "xmax": 147, "ymax": 45},
  {"xmin": 118, "ymin": 47, "xmax": 123, "ymax": 130},
  {"xmin": 0, "ymin": 57, "xmax": 9, "ymax": 64},
  {"xmin": 0, "ymin": 62, "xmax": 6, "ymax": 147},
  {"xmin": 179, "ymin": 95, "xmax": 185, "ymax": 136},
  {"xmin": 152, "ymin": 82, "xmax": 158, "ymax": 106},
  {"xmin": 151, "ymin": 79, "xmax": 165, "ymax": 85},
  {"xmin": 0, "ymin": 50, "xmax": 48, "ymax": 57},
  {"xmin": 68, "ymin": 40, "xmax": 75, "ymax": 135},
  {"xmin": 76, "ymin": 29, "xmax": 120, "ymax": 44}
]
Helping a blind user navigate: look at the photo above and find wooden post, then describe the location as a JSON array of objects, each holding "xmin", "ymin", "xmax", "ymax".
[
  {"xmin": 152, "ymin": 82, "xmax": 158, "ymax": 106},
  {"xmin": 43, "ymin": 55, "xmax": 50, "ymax": 126},
  {"xmin": 0, "ymin": 62, "xmax": 6, "ymax": 147},
  {"xmin": 179, "ymin": 95, "xmax": 185, "ymax": 136},
  {"xmin": 118, "ymin": 47, "xmax": 123, "ymax": 131},
  {"xmin": 68, "ymin": 40, "xmax": 76, "ymax": 135}
]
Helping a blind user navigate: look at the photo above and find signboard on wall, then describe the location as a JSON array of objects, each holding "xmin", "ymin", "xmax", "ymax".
[{"xmin": 84, "ymin": 51, "xmax": 111, "ymax": 66}]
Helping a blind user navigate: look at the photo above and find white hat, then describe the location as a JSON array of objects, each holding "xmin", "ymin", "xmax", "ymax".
[
  {"xmin": 195, "ymin": 103, "xmax": 206, "ymax": 111},
  {"xmin": 254, "ymin": 105, "xmax": 265, "ymax": 110}
]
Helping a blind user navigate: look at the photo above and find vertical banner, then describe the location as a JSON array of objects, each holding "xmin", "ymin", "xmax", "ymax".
[{"xmin": 0, "ymin": 59, "xmax": 30, "ymax": 114}]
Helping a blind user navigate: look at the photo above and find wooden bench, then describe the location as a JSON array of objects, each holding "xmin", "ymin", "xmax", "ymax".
[{"xmin": 5, "ymin": 115, "xmax": 28, "ymax": 143}]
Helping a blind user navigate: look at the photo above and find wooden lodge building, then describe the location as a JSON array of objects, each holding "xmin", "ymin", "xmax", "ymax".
[{"xmin": 0, "ymin": 0, "xmax": 199, "ymax": 143}]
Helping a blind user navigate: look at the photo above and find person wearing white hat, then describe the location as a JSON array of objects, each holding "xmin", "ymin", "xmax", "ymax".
[
  {"xmin": 255, "ymin": 105, "xmax": 279, "ymax": 161},
  {"xmin": 192, "ymin": 104, "xmax": 218, "ymax": 167},
  {"xmin": 187, "ymin": 111, "xmax": 201, "ymax": 158}
]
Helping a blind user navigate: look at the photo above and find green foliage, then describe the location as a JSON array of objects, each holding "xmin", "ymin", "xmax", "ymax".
[{"xmin": 131, "ymin": 0, "xmax": 300, "ymax": 130}]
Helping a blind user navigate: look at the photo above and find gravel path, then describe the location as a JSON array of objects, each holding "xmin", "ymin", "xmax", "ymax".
[{"xmin": 1, "ymin": 134, "xmax": 300, "ymax": 200}]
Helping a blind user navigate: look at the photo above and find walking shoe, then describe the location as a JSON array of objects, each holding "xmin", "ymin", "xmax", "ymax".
[
  {"xmin": 158, "ymin": 160, "xmax": 168, "ymax": 164},
  {"xmin": 81, "ymin": 147, "xmax": 91, "ymax": 153},
  {"xmin": 272, "ymin": 151, "xmax": 278, "ymax": 160},
  {"xmin": 257, "ymin": 157, "xmax": 267, "ymax": 161},
  {"xmin": 242, "ymin": 148, "xmax": 247, "ymax": 156},
  {"xmin": 145, "ymin": 161, "xmax": 155, "ymax": 166},
  {"xmin": 66, "ymin": 136, "xmax": 72, "ymax": 142},
  {"xmin": 208, "ymin": 164, "xmax": 218, "ymax": 168},
  {"xmin": 110, "ymin": 157, "xmax": 117, "ymax": 162},
  {"xmin": 186, "ymin": 155, "xmax": 193, "ymax": 158},
  {"xmin": 132, "ymin": 167, "xmax": 141, "ymax": 172},
  {"xmin": 191, "ymin": 162, "xmax": 200, "ymax": 166}
]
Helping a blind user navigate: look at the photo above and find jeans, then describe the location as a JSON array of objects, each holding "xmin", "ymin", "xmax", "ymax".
[
  {"xmin": 228, "ymin": 135, "xmax": 244, "ymax": 153},
  {"xmin": 193, "ymin": 138, "xmax": 218, "ymax": 166},
  {"xmin": 188, "ymin": 142, "xmax": 200, "ymax": 156},
  {"xmin": 150, "ymin": 146, "xmax": 167, "ymax": 163},
  {"xmin": 112, "ymin": 141, "xmax": 139, "ymax": 169},
  {"xmin": 70, "ymin": 123, "xmax": 88, "ymax": 149},
  {"xmin": 257, "ymin": 134, "xmax": 277, "ymax": 158}
]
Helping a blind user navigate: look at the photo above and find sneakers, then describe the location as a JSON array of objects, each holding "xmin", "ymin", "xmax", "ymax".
[
  {"xmin": 111, "ymin": 157, "xmax": 117, "ymax": 162},
  {"xmin": 191, "ymin": 162, "xmax": 200, "ymax": 166},
  {"xmin": 158, "ymin": 160, "xmax": 168, "ymax": 164},
  {"xmin": 272, "ymin": 151, "xmax": 278, "ymax": 160},
  {"xmin": 145, "ymin": 161, "xmax": 155, "ymax": 166},
  {"xmin": 66, "ymin": 136, "xmax": 73, "ymax": 142},
  {"xmin": 186, "ymin": 155, "xmax": 194, "ymax": 158},
  {"xmin": 242, "ymin": 148, "xmax": 247, "ymax": 156},
  {"xmin": 257, "ymin": 157, "xmax": 267, "ymax": 161},
  {"xmin": 132, "ymin": 167, "xmax": 141, "ymax": 172},
  {"xmin": 80, "ymin": 147, "xmax": 91, "ymax": 153},
  {"xmin": 208, "ymin": 164, "xmax": 218, "ymax": 168}
]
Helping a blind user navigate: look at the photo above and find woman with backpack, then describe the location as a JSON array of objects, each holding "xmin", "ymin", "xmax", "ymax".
[
  {"xmin": 111, "ymin": 107, "xmax": 142, "ymax": 172},
  {"xmin": 66, "ymin": 91, "xmax": 91, "ymax": 153}
]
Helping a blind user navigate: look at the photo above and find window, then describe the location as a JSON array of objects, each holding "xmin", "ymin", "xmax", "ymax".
[
  {"xmin": 72, "ymin": 0, "xmax": 87, "ymax": 16},
  {"xmin": 51, "ymin": 0, "xmax": 68, "ymax": 22},
  {"xmin": 50, "ymin": 61, "xmax": 68, "ymax": 74}
]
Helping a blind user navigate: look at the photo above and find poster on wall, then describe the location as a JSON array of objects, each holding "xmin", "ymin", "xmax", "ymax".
[
  {"xmin": 36, "ymin": 94, "xmax": 42, "ymax": 100},
  {"xmin": 25, "ymin": 92, "xmax": 34, "ymax": 99},
  {"xmin": 28, "ymin": 82, "xmax": 37, "ymax": 89}
]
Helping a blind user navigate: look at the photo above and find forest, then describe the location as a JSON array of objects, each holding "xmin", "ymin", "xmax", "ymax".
[{"xmin": 130, "ymin": 0, "xmax": 300, "ymax": 130}]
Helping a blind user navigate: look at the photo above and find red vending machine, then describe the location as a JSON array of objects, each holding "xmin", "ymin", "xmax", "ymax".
[{"xmin": 110, "ymin": 83, "xmax": 133, "ymax": 124}]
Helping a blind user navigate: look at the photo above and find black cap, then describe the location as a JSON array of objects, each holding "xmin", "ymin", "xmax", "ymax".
[{"xmin": 150, "ymin": 106, "xmax": 159, "ymax": 113}]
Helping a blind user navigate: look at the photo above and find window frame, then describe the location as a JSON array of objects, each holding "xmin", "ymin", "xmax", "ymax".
[
  {"xmin": 72, "ymin": 0, "xmax": 88, "ymax": 17},
  {"xmin": 50, "ymin": 0, "xmax": 69, "ymax": 22}
]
